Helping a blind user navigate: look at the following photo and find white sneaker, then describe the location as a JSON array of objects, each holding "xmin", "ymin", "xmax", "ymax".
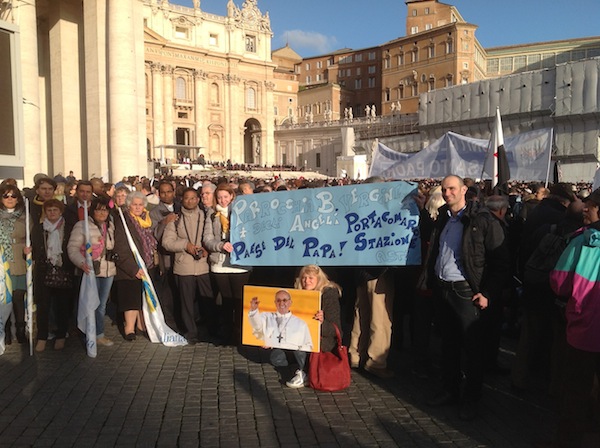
[{"xmin": 285, "ymin": 370, "xmax": 308, "ymax": 388}]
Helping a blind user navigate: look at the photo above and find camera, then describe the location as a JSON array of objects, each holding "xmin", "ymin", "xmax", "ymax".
[
  {"xmin": 106, "ymin": 250, "xmax": 119, "ymax": 262},
  {"xmin": 192, "ymin": 251, "xmax": 202, "ymax": 260}
]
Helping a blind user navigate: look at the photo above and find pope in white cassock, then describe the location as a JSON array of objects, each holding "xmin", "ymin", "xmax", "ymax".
[
  {"xmin": 248, "ymin": 290, "xmax": 313, "ymax": 351},
  {"xmin": 248, "ymin": 290, "xmax": 313, "ymax": 388}
]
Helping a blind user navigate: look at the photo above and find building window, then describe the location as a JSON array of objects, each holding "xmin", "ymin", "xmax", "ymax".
[
  {"xmin": 527, "ymin": 54, "xmax": 541, "ymax": 69},
  {"xmin": 425, "ymin": 7, "xmax": 430, "ymax": 14},
  {"xmin": 368, "ymin": 65, "xmax": 376, "ymax": 74},
  {"xmin": 316, "ymin": 61, "xmax": 322, "ymax": 69},
  {"xmin": 368, "ymin": 52, "xmax": 376, "ymax": 60},
  {"xmin": 411, "ymin": 83, "xmax": 418, "ymax": 96},
  {"xmin": 428, "ymin": 78, "xmax": 435, "ymax": 92},
  {"xmin": 306, "ymin": 75, "xmax": 311, "ymax": 83},
  {"xmin": 463, "ymin": 62, "xmax": 469, "ymax": 69},
  {"xmin": 178, "ymin": 112, "xmax": 188, "ymax": 119},
  {"xmin": 445, "ymin": 75, "xmax": 453, "ymax": 87},
  {"xmin": 327, "ymin": 58, "xmax": 333, "ymax": 66},
  {"xmin": 487, "ymin": 58, "xmax": 499, "ymax": 73},
  {"xmin": 245, "ymin": 35, "xmax": 256, "ymax": 53},
  {"xmin": 410, "ymin": 26, "xmax": 418, "ymax": 35},
  {"xmin": 384, "ymin": 57, "xmax": 390, "ymax": 69},
  {"xmin": 316, "ymin": 153, "xmax": 321, "ymax": 168},
  {"xmin": 398, "ymin": 84, "xmax": 404, "ymax": 99},
  {"xmin": 355, "ymin": 54, "xmax": 362, "ymax": 62},
  {"xmin": 175, "ymin": 26, "xmax": 188, "ymax": 39},
  {"xmin": 354, "ymin": 79, "xmax": 362, "ymax": 89},
  {"xmin": 274, "ymin": 106, "xmax": 279, "ymax": 116},
  {"xmin": 514, "ymin": 55, "xmax": 527, "ymax": 70},
  {"xmin": 446, "ymin": 39, "xmax": 453, "ymax": 54},
  {"xmin": 398, "ymin": 53, "xmax": 404, "ymax": 65},
  {"xmin": 175, "ymin": 77, "xmax": 186, "ymax": 99},
  {"xmin": 316, "ymin": 74, "xmax": 322, "ymax": 81},
  {"xmin": 210, "ymin": 83, "xmax": 219, "ymax": 106},
  {"xmin": 356, "ymin": 67, "xmax": 361, "ymax": 76},
  {"xmin": 412, "ymin": 9, "xmax": 417, "ymax": 16},
  {"xmin": 428, "ymin": 45, "xmax": 435, "ymax": 58},
  {"xmin": 209, "ymin": 34, "xmax": 218, "ymax": 46},
  {"xmin": 556, "ymin": 52, "xmax": 570, "ymax": 64},
  {"xmin": 246, "ymin": 87, "xmax": 256, "ymax": 110},
  {"xmin": 542, "ymin": 53, "xmax": 556, "ymax": 68},
  {"xmin": 500, "ymin": 57, "xmax": 513, "ymax": 72},
  {"xmin": 462, "ymin": 40, "xmax": 469, "ymax": 51},
  {"xmin": 411, "ymin": 49, "xmax": 418, "ymax": 63},
  {"xmin": 368, "ymin": 77, "xmax": 375, "ymax": 88},
  {"xmin": 425, "ymin": 24, "xmax": 432, "ymax": 30},
  {"xmin": 305, "ymin": 63, "xmax": 310, "ymax": 70},
  {"xmin": 384, "ymin": 89, "xmax": 390, "ymax": 102}
]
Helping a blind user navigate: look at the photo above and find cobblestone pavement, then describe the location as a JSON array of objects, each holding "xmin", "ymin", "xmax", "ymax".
[{"xmin": 0, "ymin": 323, "xmax": 558, "ymax": 448}]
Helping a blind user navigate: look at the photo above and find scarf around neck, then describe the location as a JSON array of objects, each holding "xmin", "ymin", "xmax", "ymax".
[
  {"xmin": 215, "ymin": 204, "xmax": 230, "ymax": 237},
  {"xmin": 0, "ymin": 208, "xmax": 23, "ymax": 262},
  {"xmin": 43, "ymin": 217, "xmax": 64, "ymax": 266},
  {"xmin": 130, "ymin": 209, "xmax": 152, "ymax": 229}
]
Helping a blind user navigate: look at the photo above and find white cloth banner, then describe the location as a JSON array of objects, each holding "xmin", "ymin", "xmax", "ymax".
[
  {"xmin": 117, "ymin": 208, "xmax": 187, "ymax": 347},
  {"xmin": 370, "ymin": 128, "xmax": 554, "ymax": 181},
  {"xmin": 78, "ymin": 204, "xmax": 100, "ymax": 358}
]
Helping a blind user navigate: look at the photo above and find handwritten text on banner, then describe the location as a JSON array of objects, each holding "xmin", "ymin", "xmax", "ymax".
[{"xmin": 230, "ymin": 181, "xmax": 421, "ymax": 266}]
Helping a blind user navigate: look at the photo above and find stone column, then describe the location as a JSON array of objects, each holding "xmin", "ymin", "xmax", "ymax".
[
  {"xmin": 48, "ymin": 0, "xmax": 83, "ymax": 177},
  {"xmin": 193, "ymin": 69, "xmax": 204, "ymax": 149},
  {"xmin": 163, "ymin": 65, "xmax": 174, "ymax": 147},
  {"xmin": 108, "ymin": 0, "xmax": 141, "ymax": 182},
  {"xmin": 83, "ymin": 0, "xmax": 109, "ymax": 180},
  {"xmin": 151, "ymin": 63, "xmax": 164, "ymax": 156},
  {"xmin": 18, "ymin": 0, "xmax": 43, "ymax": 183}
]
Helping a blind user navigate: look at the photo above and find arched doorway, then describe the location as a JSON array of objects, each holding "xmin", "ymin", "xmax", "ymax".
[{"xmin": 244, "ymin": 118, "xmax": 261, "ymax": 166}]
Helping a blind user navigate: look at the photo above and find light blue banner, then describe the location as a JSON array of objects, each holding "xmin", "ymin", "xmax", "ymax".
[{"xmin": 230, "ymin": 181, "xmax": 421, "ymax": 266}]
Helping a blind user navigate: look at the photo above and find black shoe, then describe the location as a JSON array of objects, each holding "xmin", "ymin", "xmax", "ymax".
[
  {"xmin": 427, "ymin": 390, "xmax": 459, "ymax": 407},
  {"xmin": 125, "ymin": 333, "xmax": 136, "ymax": 341},
  {"xmin": 187, "ymin": 337, "xmax": 198, "ymax": 345},
  {"xmin": 16, "ymin": 325, "xmax": 26, "ymax": 344},
  {"xmin": 459, "ymin": 399, "xmax": 478, "ymax": 421}
]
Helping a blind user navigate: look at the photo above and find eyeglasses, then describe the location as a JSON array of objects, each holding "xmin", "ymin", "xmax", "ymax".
[
  {"xmin": 275, "ymin": 298, "xmax": 290, "ymax": 303},
  {"xmin": 2, "ymin": 194, "xmax": 16, "ymax": 199}
]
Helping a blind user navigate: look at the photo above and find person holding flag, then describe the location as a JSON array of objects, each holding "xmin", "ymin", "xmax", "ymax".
[
  {"xmin": 112, "ymin": 192, "xmax": 155, "ymax": 341},
  {"xmin": 0, "ymin": 185, "xmax": 29, "ymax": 348},
  {"xmin": 114, "ymin": 192, "xmax": 186, "ymax": 346},
  {"xmin": 68, "ymin": 196, "xmax": 116, "ymax": 350}
]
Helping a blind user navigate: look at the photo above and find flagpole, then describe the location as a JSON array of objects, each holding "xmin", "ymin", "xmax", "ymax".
[
  {"xmin": 25, "ymin": 199, "xmax": 33, "ymax": 356},
  {"xmin": 544, "ymin": 129, "xmax": 555, "ymax": 187},
  {"xmin": 79, "ymin": 201, "xmax": 99, "ymax": 358}
]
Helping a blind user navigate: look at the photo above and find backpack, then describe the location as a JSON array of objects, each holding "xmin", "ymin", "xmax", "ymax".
[{"xmin": 523, "ymin": 224, "xmax": 569, "ymax": 286}]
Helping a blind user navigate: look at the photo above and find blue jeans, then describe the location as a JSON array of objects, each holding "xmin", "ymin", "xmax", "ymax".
[
  {"xmin": 270, "ymin": 348, "xmax": 307, "ymax": 371},
  {"xmin": 96, "ymin": 276, "xmax": 114, "ymax": 337}
]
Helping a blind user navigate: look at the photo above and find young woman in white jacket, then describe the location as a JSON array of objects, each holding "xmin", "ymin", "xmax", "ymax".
[
  {"xmin": 203, "ymin": 183, "xmax": 251, "ymax": 345},
  {"xmin": 67, "ymin": 196, "xmax": 116, "ymax": 347}
]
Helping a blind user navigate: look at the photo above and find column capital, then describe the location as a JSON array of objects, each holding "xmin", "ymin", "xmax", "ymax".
[{"xmin": 193, "ymin": 69, "xmax": 208, "ymax": 80}]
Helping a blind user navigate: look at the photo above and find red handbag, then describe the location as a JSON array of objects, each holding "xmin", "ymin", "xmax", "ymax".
[{"xmin": 308, "ymin": 324, "xmax": 351, "ymax": 392}]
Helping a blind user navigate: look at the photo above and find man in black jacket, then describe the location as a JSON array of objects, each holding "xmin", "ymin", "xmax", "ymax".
[{"xmin": 426, "ymin": 175, "xmax": 510, "ymax": 421}]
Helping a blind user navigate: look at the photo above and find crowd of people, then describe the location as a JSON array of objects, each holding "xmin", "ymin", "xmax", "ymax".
[{"xmin": 0, "ymin": 170, "xmax": 598, "ymax": 446}]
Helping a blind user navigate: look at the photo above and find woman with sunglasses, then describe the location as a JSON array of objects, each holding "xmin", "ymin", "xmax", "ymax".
[{"xmin": 0, "ymin": 185, "xmax": 28, "ymax": 345}]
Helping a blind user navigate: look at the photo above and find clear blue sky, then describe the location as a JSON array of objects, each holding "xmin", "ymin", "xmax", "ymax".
[{"xmin": 172, "ymin": 0, "xmax": 600, "ymax": 57}]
